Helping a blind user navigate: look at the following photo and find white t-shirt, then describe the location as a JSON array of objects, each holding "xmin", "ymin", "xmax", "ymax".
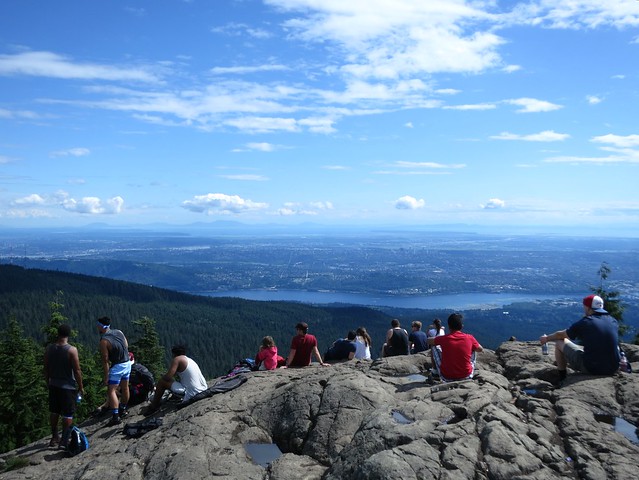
[{"xmin": 354, "ymin": 336, "xmax": 371, "ymax": 359}]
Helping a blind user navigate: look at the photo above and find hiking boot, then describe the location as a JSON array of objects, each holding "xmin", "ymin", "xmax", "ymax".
[
  {"xmin": 106, "ymin": 415, "xmax": 122, "ymax": 427},
  {"xmin": 119, "ymin": 408, "xmax": 129, "ymax": 419},
  {"xmin": 49, "ymin": 436, "xmax": 60, "ymax": 448}
]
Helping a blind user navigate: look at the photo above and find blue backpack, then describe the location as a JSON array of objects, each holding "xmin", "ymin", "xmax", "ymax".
[{"xmin": 67, "ymin": 426, "xmax": 89, "ymax": 456}]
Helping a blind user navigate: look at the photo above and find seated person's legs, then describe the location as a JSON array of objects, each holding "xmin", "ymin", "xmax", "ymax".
[{"xmin": 561, "ymin": 340, "xmax": 586, "ymax": 372}]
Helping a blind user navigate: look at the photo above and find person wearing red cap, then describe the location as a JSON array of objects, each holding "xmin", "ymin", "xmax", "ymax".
[{"xmin": 540, "ymin": 294, "xmax": 620, "ymax": 382}]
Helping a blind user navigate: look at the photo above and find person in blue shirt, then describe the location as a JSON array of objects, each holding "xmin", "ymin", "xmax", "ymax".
[
  {"xmin": 324, "ymin": 331, "xmax": 357, "ymax": 362},
  {"xmin": 408, "ymin": 321, "xmax": 429, "ymax": 354},
  {"xmin": 540, "ymin": 294, "xmax": 620, "ymax": 382}
]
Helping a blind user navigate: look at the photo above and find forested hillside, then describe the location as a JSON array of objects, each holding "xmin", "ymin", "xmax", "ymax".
[{"xmin": 0, "ymin": 265, "xmax": 395, "ymax": 377}]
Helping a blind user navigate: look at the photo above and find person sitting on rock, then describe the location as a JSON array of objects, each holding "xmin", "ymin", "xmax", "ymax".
[
  {"xmin": 142, "ymin": 344, "xmax": 208, "ymax": 416},
  {"xmin": 285, "ymin": 322, "xmax": 329, "ymax": 367},
  {"xmin": 427, "ymin": 318, "xmax": 445, "ymax": 375},
  {"xmin": 381, "ymin": 319, "xmax": 409, "ymax": 357},
  {"xmin": 539, "ymin": 294, "xmax": 620, "ymax": 382},
  {"xmin": 324, "ymin": 331, "xmax": 357, "ymax": 362},
  {"xmin": 354, "ymin": 326, "xmax": 372, "ymax": 360},
  {"xmin": 409, "ymin": 321, "xmax": 429, "ymax": 354},
  {"xmin": 428, "ymin": 313, "xmax": 483, "ymax": 381},
  {"xmin": 255, "ymin": 336, "xmax": 283, "ymax": 371}
]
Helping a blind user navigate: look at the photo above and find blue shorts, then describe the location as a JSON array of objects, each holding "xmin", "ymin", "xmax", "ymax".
[{"xmin": 108, "ymin": 361, "xmax": 132, "ymax": 385}]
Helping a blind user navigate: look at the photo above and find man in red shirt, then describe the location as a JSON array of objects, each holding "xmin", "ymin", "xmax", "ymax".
[
  {"xmin": 286, "ymin": 322, "xmax": 329, "ymax": 367},
  {"xmin": 428, "ymin": 313, "xmax": 483, "ymax": 381}
]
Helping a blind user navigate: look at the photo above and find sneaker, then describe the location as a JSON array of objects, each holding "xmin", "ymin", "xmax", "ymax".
[
  {"xmin": 119, "ymin": 408, "xmax": 129, "ymax": 419},
  {"xmin": 106, "ymin": 415, "xmax": 122, "ymax": 427},
  {"xmin": 49, "ymin": 436, "xmax": 60, "ymax": 448}
]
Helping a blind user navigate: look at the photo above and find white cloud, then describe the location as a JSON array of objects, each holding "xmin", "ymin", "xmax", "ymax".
[
  {"xmin": 12, "ymin": 193, "xmax": 45, "ymax": 206},
  {"xmin": 545, "ymin": 133, "xmax": 639, "ymax": 164},
  {"xmin": 503, "ymin": 64, "xmax": 522, "ymax": 73},
  {"xmin": 591, "ymin": 134, "xmax": 639, "ymax": 148},
  {"xmin": 0, "ymin": 51, "xmax": 158, "ymax": 82},
  {"xmin": 218, "ymin": 174, "xmax": 269, "ymax": 181},
  {"xmin": 210, "ymin": 65, "xmax": 288, "ymax": 75},
  {"xmin": 246, "ymin": 142, "xmax": 277, "ymax": 152},
  {"xmin": 586, "ymin": 95, "xmax": 603, "ymax": 104},
  {"xmin": 62, "ymin": 196, "xmax": 124, "ymax": 214},
  {"xmin": 481, "ymin": 198, "xmax": 505, "ymax": 209},
  {"xmin": 395, "ymin": 195, "xmax": 425, "ymax": 210},
  {"xmin": 491, "ymin": 130, "xmax": 570, "ymax": 142},
  {"xmin": 0, "ymin": 155, "xmax": 15, "ymax": 164},
  {"xmin": 0, "ymin": 107, "xmax": 49, "ymax": 119},
  {"xmin": 395, "ymin": 161, "xmax": 466, "ymax": 169},
  {"xmin": 277, "ymin": 201, "xmax": 334, "ymax": 216},
  {"xmin": 505, "ymin": 98, "xmax": 563, "ymax": 113},
  {"xmin": 224, "ymin": 117, "xmax": 300, "ymax": 133},
  {"xmin": 322, "ymin": 165, "xmax": 349, "ymax": 170},
  {"xmin": 443, "ymin": 103, "xmax": 497, "ymax": 111},
  {"xmin": 50, "ymin": 147, "xmax": 91, "ymax": 158},
  {"xmin": 211, "ymin": 22, "xmax": 273, "ymax": 39},
  {"xmin": 510, "ymin": 1, "xmax": 639, "ymax": 30},
  {"xmin": 182, "ymin": 193, "xmax": 268, "ymax": 214},
  {"xmin": 273, "ymin": 0, "xmax": 504, "ymax": 79},
  {"xmin": 404, "ymin": 122, "xmax": 414, "ymax": 128}
]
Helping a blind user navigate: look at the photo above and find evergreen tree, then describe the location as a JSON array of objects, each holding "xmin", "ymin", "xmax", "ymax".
[
  {"xmin": 591, "ymin": 262, "xmax": 628, "ymax": 337},
  {"xmin": 41, "ymin": 291, "xmax": 67, "ymax": 346},
  {"xmin": 130, "ymin": 316, "xmax": 165, "ymax": 378},
  {"xmin": 0, "ymin": 317, "xmax": 48, "ymax": 453}
]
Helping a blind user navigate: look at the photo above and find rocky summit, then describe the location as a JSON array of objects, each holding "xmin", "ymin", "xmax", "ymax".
[{"xmin": 2, "ymin": 341, "xmax": 639, "ymax": 480}]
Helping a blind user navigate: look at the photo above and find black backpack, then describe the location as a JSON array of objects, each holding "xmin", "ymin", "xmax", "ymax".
[
  {"xmin": 67, "ymin": 426, "xmax": 89, "ymax": 456},
  {"xmin": 123, "ymin": 417, "xmax": 163, "ymax": 438}
]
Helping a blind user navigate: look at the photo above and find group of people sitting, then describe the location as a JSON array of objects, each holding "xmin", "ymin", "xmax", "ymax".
[
  {"xmin": 251, "ymin": 316, "xmax": 484, "ymax": 384},
  {"xmin": 380, "ymin": 315, "xmax": 483, "ymax": 381}
]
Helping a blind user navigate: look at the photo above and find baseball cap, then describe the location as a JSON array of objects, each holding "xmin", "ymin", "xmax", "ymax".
[{"xmin": 583, "ymin": 294, "xmax": 607, "ymax": 314}]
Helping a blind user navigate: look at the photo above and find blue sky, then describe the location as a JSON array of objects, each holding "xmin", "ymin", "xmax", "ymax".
[{"xmin": 1, "ymin": 0, "xmax": 638, "ymax": 233}]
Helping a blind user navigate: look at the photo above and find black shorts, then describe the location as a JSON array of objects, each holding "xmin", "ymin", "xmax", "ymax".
[{"xmin": 48, "ymin": 386, "xmax": 76, "ymax": 418}]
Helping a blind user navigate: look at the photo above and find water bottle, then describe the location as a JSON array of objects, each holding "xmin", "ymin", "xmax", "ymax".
[
  {"xmin": 541, "ymin": 335, "xmax": 548, "ymax": 355},
  {"xmin": 620, "ymin": 351, "xmax": 628, "ymax": 373}
]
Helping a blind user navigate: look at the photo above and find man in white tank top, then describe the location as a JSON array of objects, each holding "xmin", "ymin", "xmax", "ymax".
[{"xmin": 142, "ymin": 344, "xmax": 207, "ymax": 416}]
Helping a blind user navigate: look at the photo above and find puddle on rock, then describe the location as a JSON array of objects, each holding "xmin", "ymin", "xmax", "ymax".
[
  {"xmin": 391, "ymin": 409, "xmax": 413, "ymax": 424},
  {"xmin": 406, "ymin": 374, "xmax": 428, "ymax": 382},
  {"xmin": 244, "ymin": 443, "xmax": 283, "ymax": 467},
  {"xmin": 594, "ymin": 414, "xmax": 639, "ymax": 444}
]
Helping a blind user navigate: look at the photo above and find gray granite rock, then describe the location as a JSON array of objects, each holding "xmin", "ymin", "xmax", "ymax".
[{"xmin": 2, "ymin": 342, "xmax": 639, "ymax": 479}]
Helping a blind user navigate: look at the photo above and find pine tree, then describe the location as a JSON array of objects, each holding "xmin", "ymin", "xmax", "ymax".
[
  {"xmin": 0, "ymin": 317, "xmax": 48, "ymax": 453},
  {"xmin": 591, "ymin": 262, "xmax": 627, "ymax": 337},
  {"xmin": 130, "ymin": 316, "xmax": 165, "ymax": 378},
  {"xmin": 41, "ymin": 290, "xmax": 67, "ymax": 346}
]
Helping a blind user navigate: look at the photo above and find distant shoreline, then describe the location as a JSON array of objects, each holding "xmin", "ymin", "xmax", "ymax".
[{"xmin": 198, "ymin": 289, "xmax": 571, "ymax": 310}]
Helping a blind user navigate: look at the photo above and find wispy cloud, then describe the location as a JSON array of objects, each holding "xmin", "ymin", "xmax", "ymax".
[
  {"xmin": 211, "ymin": 22, "xmax": 273, "ymax": 39},
  {"xmin": 218, "ymin": 174, "xmax": 269, "ymax": 181},
  {"xmin": 210, "ymin": 65, "xmax": 289, "ymax": 75},
  {"xmin": 0, "ymin": 51, "xmax": 159, "ymax": 82},
  {"xmin": 545, "ymin": 133, "xmax": 639, "ymax": 164},
  {"xmin": 491, "ymin": 130, "xmax": 570, "ymax": 141},
  {"xmin": 50, "ymin": 147, "xmax": 91, "ymax": 158}
]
